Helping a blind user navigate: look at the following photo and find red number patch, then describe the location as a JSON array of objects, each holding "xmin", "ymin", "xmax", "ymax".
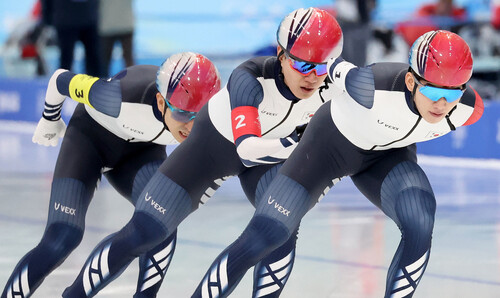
[{"xmin": 231, "ymin": 106, "xmax": 262, "ymax": 141}]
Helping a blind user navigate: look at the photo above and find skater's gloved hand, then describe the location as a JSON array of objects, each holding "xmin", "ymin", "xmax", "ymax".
[
  {"xmin": 294, "ymin": 123, "xmax": 308, "ymax": 141},
  {"xmin": 287, "ymin": 123, "xmax": 308, "ymax": 143},
  {"xmin": 32, "ymin": 117, "xmax": 66, "ymax": 147}
]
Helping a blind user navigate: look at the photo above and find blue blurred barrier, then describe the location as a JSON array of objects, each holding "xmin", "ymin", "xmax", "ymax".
[
  {"xmin": 0, "ymin": 77, "xmax": 47, "ymax": 122},
  {"xmin": 1, "ymin": 76, "xmax": 499, "ymax": 159},
  {"xmin": 0, "ymin": 77, "xmax": 76, "ymax": 123}
]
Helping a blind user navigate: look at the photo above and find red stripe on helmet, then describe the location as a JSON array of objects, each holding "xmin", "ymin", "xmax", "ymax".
[
  {"xmin": 419, "ymin": 31, "xmax": 473, "ymax": 87},
  {"xmin": 288, "ymin": 8, "xmax": 342, "ymax": 63},
  {"xmin": 169, "ymin": 54, "xmax": 221, "ymax": 112}
]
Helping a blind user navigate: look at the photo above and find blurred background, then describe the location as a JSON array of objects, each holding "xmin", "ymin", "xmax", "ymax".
[{"xmin": 0, "ymin": 0, "xmax": 499, "ymax": 160}]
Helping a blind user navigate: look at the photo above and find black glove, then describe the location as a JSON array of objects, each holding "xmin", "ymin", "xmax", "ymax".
[
  {"xmin": 294, "ymin": 123, "xmax": 308, "ymax": 141},
  {"xmin": 283, "ymin": 123, "xmax": 309, "ymax": 145}
]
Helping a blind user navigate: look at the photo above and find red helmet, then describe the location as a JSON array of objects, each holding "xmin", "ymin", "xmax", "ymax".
[
  {"xmin": 409, "ymin": 30, "xmax": 473, "ymax": 87},
  {"xmin": 156, "ymin": 52, "xmax": 221, "ymax": 112},
  {"xmin": 277, "ymin": 7, "xmax": 343, "ymax": 63}
]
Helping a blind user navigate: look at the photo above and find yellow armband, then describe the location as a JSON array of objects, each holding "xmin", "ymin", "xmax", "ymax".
[{"xmin": 69, "ymin": 74, "xmax": 99, "ymax": 108}]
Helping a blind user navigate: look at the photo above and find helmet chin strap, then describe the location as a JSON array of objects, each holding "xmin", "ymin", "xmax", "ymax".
[
  {"xmin": 277, "ymin": 49, "xmax": 284, "ymax": 59},
  {"xmin": 410, "ymin": 81, "xmax": 422, "ymax": 116},
  {"xmin": 162, "ymin": 102, "xmax": 170, "ymax": 132},
  {"xmin": 411, "ymin": 82, "xmax": 418, "ymax": 97},
  {"xmin": 148, "ymin": 103, "xmax": 168, "ymax": 143}
]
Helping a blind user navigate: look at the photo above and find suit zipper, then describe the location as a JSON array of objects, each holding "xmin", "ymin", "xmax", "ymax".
[{"xmin": 262, "ymin": 101, "xmax": 296, "ymax": 136}]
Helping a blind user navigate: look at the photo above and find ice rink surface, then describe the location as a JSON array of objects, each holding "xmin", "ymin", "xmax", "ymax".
[{"xmin": 1, "ymin": 126, "xmax": 500, "ymax": 297}]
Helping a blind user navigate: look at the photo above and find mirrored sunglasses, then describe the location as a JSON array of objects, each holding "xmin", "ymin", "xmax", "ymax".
[
  {"xmin": 414, "ymin": 77, "xmax": 465, "ymax": 102},
  {"xmin": 286, "ymin": 53, "xmax": 328, "ymax": 76},
  {"xmin": 165, "ymin": 100, "xmax": 197, "ymax": 123}
]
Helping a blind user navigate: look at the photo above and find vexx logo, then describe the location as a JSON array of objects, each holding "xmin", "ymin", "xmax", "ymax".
[
  {"xmin": 144, "ymin": 192, "xmax": 166, "ymax": 214},
  {"xmin": 377, "ymin": 120, "xmax": 399, "ymax": 130},
  {"xmin": 267, "ymin": 196, "xmax": 290, "ymax": 216},
  {"xmin": 54, "ymin": 202, "xmax": 76, "ymax": 216}
]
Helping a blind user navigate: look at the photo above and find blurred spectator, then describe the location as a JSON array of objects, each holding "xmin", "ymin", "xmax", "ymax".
[
  {"xmin": 395, "ymin": 0, "xmax": 467, "ymax": 47},
  {"xmin": 2, "ymin": 0, "xmax": 56, "ymax": 77},
  {"xmin": 493, "ymin": 0, "xmax": 500, "ymax": 30},
  {"xmin": 334, "ymin": 0, "xmax": 376, "ymax": 66},
  {"xmin": 99, "ymin": 0, "xmax": 135, "ymax": 77},
  {"xmin": 41, "ymin": 0, "xmax": 102, "ymax": 76},
  {"xmin": 491, "ymin": 0, "xmax": 500, "ymax": 58}
]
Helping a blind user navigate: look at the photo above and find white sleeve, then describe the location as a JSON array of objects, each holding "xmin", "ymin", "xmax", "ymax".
[
  {"xmin": 236, "ymin": 135, "xmax": 298, "ymax": 166},
  {"xmin": 45, "ymin": 69, "xmax": 69, "ymax": 106},
  {"xmin": 327, "ymin": 58, "xmax": 356, "ymax": 91},
  {"xmin": 42, "ymin": 69, "xmax": 70, "ymax": 120}
]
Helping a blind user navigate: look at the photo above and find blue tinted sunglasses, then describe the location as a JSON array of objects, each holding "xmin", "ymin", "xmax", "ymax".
[
  {"xmin": 165, "ymin": 100, "xmax": 196, "ymax": 123},
  {"xmin": 286, "ymin": 53, "xmax": 328, "ymax": 76},
  {"xmin": 414, "ymin": 76, "xmax": 465, "ymax": 102}
]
